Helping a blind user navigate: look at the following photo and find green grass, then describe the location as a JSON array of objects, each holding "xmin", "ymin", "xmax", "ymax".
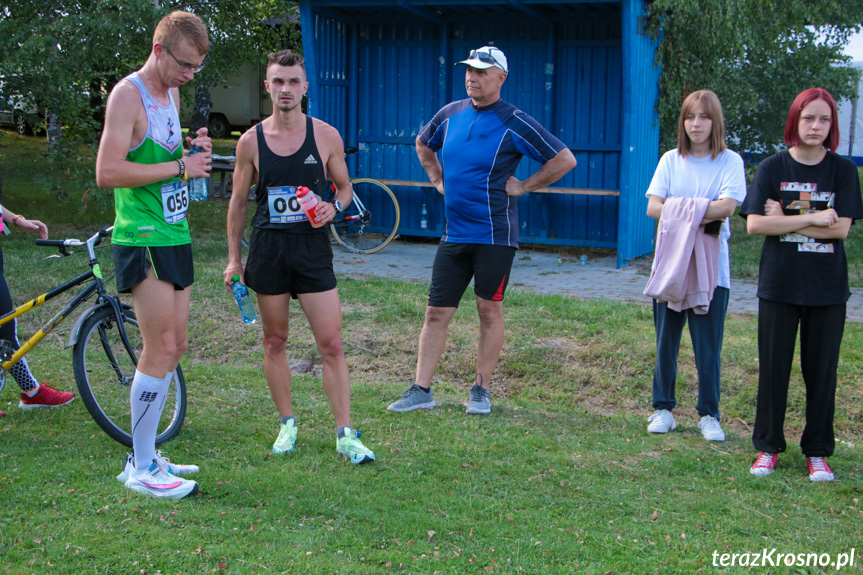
[{"xmin": 1, "ymin": 129, "xmax": 862, "ymax": 573}]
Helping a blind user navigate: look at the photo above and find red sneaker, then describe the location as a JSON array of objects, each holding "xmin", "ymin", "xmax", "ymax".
[
  {"xmin": 806, "ymin": 457, "xmax": 835, "ymax": 482},
  {"xmin": 18, "ymin": 383, "xmax": 75, "ymax": 410},
  {"xmin": 0, "ymin": 409, "xmax": 5, "ymax": 417},
  {"xmin": 750, "ymin": 451, "xmax": 778, "ymax": 476}
]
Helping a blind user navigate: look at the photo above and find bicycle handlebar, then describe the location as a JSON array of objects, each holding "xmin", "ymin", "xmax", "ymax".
[
  {"xmin": 35, "ymin": 226, "xmax": 115, "ymax": 256},
  {"xmin": 35, "ymin": 239, "xmax": 67, "ymax": 247}
]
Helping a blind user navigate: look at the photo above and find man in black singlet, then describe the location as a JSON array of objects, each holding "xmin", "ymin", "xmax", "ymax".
[{"xmin": 223, "ymin": 50, "xmax": 375, "ymax": 464}]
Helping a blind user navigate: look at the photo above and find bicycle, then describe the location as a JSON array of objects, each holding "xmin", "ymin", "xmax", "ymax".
[
  {"xmin": 328, "ymin": 177, "xmax": 401, "ymax": 254},
  {"xmin": 0, "ymin": 227, "xmax": 186, "ymax": 447},
  {"xmin": 327, "ymin": 147, "xmax": 401, "ymax": 254}
]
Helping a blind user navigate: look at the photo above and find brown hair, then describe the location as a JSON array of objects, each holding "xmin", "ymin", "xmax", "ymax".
[
  {"xmin": 676, "ymin": 90, "xmax": 727, "ymax": 160},
  {"xmin": 267, "ymin": 50, "xmax": 305, "ymax": 74},
  {"xmin": 153, "ymin": 11, "xmax": 210, "ymax": 55}
]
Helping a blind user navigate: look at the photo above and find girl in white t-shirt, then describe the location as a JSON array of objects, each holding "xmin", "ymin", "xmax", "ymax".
[{"xmin": 644, "ymin": 90, "xmax": 747, "ymax": 441}]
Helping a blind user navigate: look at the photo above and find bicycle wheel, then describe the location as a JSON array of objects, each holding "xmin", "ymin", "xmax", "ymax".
[
  {"xmin": 330, "ymin": 178, "xmax": 400, "ymax": 254},
  {"xmin": 72, "ymin": 306, "xmax": 187, "ymax": 447}
]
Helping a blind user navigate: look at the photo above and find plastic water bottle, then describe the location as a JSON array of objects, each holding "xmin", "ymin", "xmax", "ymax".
[
  {"xmin": 231, "ymin": 275, "xmax": 257, "ymax": 325},
  {"xmin": 420, "ymin": 203, "xmax": 428, "ymax": 230},
  {"xmin": 296, "ymin": 186, "xmax": 325, "ymax": 227},
  {"xmin": 580, "ymin": 255, "xmax": 588, "ymax": 266},
  {"xmin": 188, "ymin": 146, "xmax": 208, "ymax": 201}
]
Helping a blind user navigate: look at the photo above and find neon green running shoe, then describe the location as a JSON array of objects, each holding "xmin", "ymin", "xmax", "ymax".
[
  {"xmin": 273, "ymin": 418, "xmax": 298, "ymax": 454},
  {"xmin": 336, "ymin": 427, "xmax": 375, "ymax": 465}
]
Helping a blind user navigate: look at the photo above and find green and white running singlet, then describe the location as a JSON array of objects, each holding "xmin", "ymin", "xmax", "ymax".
[{"xmin": 111, "ymin": 73, "xmax": 190, "ymax": 247}]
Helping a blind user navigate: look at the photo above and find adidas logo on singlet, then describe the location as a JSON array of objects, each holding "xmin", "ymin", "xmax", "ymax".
[{"xmin": 303, "ymin": 155, "xmax": 318, "ymax": 165}]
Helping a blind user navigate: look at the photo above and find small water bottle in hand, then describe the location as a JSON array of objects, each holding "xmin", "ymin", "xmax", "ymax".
[
  {"xmin": 231, "ymin": 275, "xmax": 257, "ymax": 325},
  {"xmin": 296, "ymin": 186, "xmax": 325, "ymax": 227},
  {"xmin": 188, "ymin": 145, "xmax": 208, "ymax": 201}
]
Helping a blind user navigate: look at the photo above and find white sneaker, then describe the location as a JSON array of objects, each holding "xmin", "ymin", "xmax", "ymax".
[
  {"xmin": 116, "ymin": 451, "xmax": 200, "ymax": 483},
  {"xmin": 698, "ymin": 415, "xmax": 726, "ymax": 441},
  {"xmin": 647, "ymin": 409, "xmax": 676, "ymax": 433},
  {"xmin": 124, "ymin": 459, "xmax": 199, "ymax": 499}
]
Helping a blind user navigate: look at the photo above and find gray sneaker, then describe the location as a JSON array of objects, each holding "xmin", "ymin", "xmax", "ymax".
[
  {"xmin": 387, "ymin": 384, "xmax": 436, "ymax": 412},
  {"xmin": 466, "ymin": 384, "xmax": 491, "ymax": 414}
]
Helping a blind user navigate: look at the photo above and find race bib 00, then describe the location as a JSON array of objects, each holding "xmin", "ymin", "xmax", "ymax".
[
  {"xmin": 268, "ymin": 186, "xmax": 307, "ymax": 224},
  {"xmin": 161, "ymin": 180, "xmax": 189, "ymax": 224}
]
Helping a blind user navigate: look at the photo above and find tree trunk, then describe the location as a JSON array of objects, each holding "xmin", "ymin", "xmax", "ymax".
[
  {"xmin": 190, "ymin": 81, "xmax": 212, "ymax": 137},
  {"xmin": 45, "ymin": 111, "xmax": 62, "ymax": 145}
]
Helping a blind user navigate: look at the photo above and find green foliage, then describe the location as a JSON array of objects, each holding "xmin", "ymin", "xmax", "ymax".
[
  {"xmin": 649, "ymin": 0, "xmax": 863, "ymax": 157},
  {"xmin": 0, "ymin": 1, "xmax": 298, "ymax": 209}
]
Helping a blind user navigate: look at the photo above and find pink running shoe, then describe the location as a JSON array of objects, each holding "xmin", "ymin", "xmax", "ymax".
[{"xmin": 18, "ymin": 383, "xmax": 75, "ymax": 409}]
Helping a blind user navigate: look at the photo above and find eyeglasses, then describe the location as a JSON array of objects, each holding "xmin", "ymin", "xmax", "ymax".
[
  {"xmin": 162, "ymin": 44, "xmax": 206, "ymax": 74},
  {"xmin": 468, "ymin": 49, "xmax": 506, "ymax": 73}
]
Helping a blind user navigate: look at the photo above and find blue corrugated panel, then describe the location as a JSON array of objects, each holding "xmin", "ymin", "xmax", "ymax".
[
  {"xmin": 299, "ymin": 1, "xmax": 658, "ymax": 262},
  {"xmin": 617, "ymin": 0, "xmax": 660, "ymax": 266}
]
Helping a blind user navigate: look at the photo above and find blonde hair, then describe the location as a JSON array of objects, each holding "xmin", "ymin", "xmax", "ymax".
[
  {"xmin": 153, "ymin": 11, "xmax": 210, "ymax": 55},
  {"xmin": 677, "ymin": 90, "xmax": 727, "ymax": 160}
]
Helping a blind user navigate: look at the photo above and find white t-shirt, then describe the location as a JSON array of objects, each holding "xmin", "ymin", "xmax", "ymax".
[{"xmin": 646, "ymin": 148, "xmax": 747, "ymax": 288}]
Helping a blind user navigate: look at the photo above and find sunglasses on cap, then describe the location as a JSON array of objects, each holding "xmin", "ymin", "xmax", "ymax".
[{"xmin": 468, "ymin": 49, "xmax": 507, "ymax": 73}]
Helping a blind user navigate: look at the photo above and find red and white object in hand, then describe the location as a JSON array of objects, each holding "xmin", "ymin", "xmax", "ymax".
[{"xmin": 296, "ymin": 186, "xmax": 325, "ymax": 228}]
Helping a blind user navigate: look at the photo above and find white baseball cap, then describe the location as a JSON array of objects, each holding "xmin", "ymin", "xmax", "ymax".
[{"xmin": 456, "ymin": 46, "xmax": 508, "ymax": 74}]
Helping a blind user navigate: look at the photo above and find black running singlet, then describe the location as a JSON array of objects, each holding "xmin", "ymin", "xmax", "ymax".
[{"xmin": 251, "ymin": 115, "xmax": 328, "ymax": 233}]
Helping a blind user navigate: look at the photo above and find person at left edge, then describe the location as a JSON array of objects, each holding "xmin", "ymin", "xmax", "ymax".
[
  {"xmin": 95, "ymin": 10, "xmax": 210, "ymax": 499},
  {"xmin": 0, "ymin": 204, "xmax": 75, "ymax": 418}
]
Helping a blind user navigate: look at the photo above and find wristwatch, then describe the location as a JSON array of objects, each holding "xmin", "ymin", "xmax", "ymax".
[{"xmin": 333, "ymin": 200, "xmax": 344, "ymax": 214}]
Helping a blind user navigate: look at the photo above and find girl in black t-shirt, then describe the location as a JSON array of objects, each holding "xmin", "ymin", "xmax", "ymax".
[{"xmin": 740, "ymin": 87, "xmax": 863, "ymax": 482}]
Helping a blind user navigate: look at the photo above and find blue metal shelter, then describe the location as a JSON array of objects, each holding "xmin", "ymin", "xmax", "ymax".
[{"xmin": 298, "ymin": 0, "xmax": 660, "ymax": 266}]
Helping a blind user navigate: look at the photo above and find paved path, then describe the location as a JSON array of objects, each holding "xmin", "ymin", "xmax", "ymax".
[{"xmin": 332, "ymin": 239, "xmax": 863, "ymax": 323}]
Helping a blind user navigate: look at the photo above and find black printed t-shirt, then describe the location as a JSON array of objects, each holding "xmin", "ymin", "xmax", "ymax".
[{"xmin": 739, "ymin": 150, "xmax": 863, "ymax": 305}]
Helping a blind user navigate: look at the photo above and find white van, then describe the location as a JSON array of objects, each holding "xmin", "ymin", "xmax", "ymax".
[
  {"xmin": 0, "ymin": 80, "xmax": 41, "ymax": 135},
  {"xmin": 181, "ymin": 63, "xmax": 272, "ymax": 139}
]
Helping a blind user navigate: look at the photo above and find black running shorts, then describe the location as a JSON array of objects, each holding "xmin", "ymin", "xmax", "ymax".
[
  {"xmin": 428, "ymin": 242, "xmax": 516, "ymax": 308},
  {"xmin": 112, "ymin": 244, "xmax": 194, "ymax": 293},
  {"xmin": 244, "ymin": 228, "xmax": 336, "ymax": 297}
]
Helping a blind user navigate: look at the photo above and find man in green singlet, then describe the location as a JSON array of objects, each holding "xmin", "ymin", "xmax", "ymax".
[{"xmin": 95, "ymin": 10, "xmax": 210, "ymax": 499}]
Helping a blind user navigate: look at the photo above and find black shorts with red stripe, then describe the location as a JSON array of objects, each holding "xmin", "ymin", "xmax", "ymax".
[{"xmin": 427, "ymin": 242, "xmax": 516, "ymax": 308}]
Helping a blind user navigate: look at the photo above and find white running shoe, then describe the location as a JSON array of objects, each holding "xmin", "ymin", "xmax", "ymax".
[
  {"xmin": 647, "ymin": 409, "xmax": 676, "ymax": 433},
  {"xmin": 116, "ymin": 451, "xmax": 200, "ymax": 483},
  {"xmin": 124, "ymin": 460, "xmax": 199, "ymax": 499},
  {"xmin": 698, "ymin": 415, "xmax": 726, "ymax": 441}
]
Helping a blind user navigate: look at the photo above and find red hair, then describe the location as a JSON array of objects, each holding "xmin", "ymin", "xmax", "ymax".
[{"xmin": 784, "ymin": 88, "xmax": 839, "ymax": 151}]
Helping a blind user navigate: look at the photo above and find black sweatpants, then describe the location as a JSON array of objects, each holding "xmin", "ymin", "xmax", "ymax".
[{"xmin": 752, "ymin": 298, "xmax": 846, "ymax": 457}]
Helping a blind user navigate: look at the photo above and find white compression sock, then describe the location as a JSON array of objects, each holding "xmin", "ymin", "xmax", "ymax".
[
  {"xmin": 154, "ymin": 370, "xmax": 175, "ymax": 421},
  {"xmin": 130, "ymin": 370, "xmax": 169, "ymax": 471}
]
